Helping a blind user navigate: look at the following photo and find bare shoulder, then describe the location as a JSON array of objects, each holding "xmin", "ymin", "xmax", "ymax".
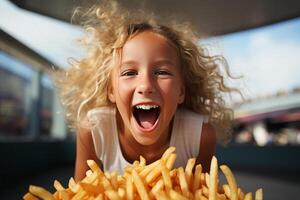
[
  {"xmin": 77, "ymin": 118, "xmax": 93, "ymax": 142},
  {"xmin": 197, "ymin": 122, "xmax": 217, "ymax": 172},
  {"xmin": 75, "ymin": 117, "xmax": 102, "ymax": 181},
  {"xmin": 77, "ymin": 115, "xmax": 97, "ymax": 142}
]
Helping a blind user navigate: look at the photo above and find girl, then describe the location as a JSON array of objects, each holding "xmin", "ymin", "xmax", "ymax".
[{"xmin": 55, "ymin": 0, "xmax": 238, "ymax": 181}]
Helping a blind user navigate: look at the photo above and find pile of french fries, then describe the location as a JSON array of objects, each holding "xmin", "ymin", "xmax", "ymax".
[{"xmin": 23, "ymin": 147, "xmax": 263, "ymax": 200}]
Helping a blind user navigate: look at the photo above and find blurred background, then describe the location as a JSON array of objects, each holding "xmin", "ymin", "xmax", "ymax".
[{"xmin": 0, "ymin": 0, "xmax": 300, "ymax": 199}]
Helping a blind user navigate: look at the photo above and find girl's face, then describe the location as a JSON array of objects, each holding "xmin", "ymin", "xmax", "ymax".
[{"xmin": 109, "ymin": 31, "xmax": 185, "ymax": 146}]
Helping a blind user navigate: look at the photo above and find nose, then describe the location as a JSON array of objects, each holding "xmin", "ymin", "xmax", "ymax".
[{"xmin": 137, "ymin": 73, "xmax": 156, "ymax": 95}]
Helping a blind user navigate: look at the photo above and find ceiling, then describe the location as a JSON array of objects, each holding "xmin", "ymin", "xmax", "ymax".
[{"xmin": 9, "ymin": 0, "xmax": 300, "ymax": 36}]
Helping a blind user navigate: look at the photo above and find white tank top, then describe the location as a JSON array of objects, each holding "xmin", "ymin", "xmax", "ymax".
[{"xmin": 87, "ymin": 107, "xmax": 208, "ymax": 174}]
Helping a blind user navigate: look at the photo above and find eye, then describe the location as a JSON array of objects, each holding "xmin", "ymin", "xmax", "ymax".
[
  {"xmin": 154, "ymin": 69, "xmax": 172, "ymax": 76},
  {"xmin": 120, "ymin": 70, "xmax": 138, "ymax": 76}
]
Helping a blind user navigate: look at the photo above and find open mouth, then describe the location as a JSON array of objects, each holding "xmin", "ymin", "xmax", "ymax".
[{"xmin": 133, "ymin": 104, "xmax": 160, "ymax": 129}]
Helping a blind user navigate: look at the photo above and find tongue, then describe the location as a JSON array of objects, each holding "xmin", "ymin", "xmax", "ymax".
[{"xmin": 136, "ymin": 109, "xmax": 158, "ymax": 129}]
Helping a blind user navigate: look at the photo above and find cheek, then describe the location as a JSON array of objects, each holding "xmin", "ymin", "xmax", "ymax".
[
  {"xmin": 116, "ymin": 80, "xmax": 134, "ymax": 103},
  {"xmin": 159, "ymin": 80, "xmax": 183, "ymax": 100}
]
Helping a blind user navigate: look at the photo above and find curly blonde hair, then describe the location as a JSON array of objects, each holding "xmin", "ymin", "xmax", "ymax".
[{"xmin": 55, "ymin": 0, "xmax": 240, "ymax": 142}]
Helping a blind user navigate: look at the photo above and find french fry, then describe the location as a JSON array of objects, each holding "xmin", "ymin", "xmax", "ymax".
[
  {"xmin": 166, "ymin": 153, "xmax": 177, "ymax": 170},
  {"xmin": 200, "ymin": 195, "xmax": 208, "ymax": 200},
  {"xmin": 80, "ymin": 182, "xmax": 103, "ymax": 195},
  {"xmin": 161, "ymin": 162, "xmax": 172, "ymax": 192},
  {"xmin": 110, "ymin": 172, "xmax": 118, "ymax": 190},
  {"xmin": 132, "ymin": 169, "xmax": 150, "ymax": 200},
  {"xmin": 193, "ymin": 164, "xmax": 202, "ymax": 192},
  {"xmin": 220, "ymin": 165, "xmax": 238, "ymax": 200},
  {"xmin": 161, "ymin": 146, "xmax": 176, "ymax": 162},
  {"xmin": 105, "ymin": 190, "xmax": 121, "ymax": 200},
  {"xmin": 118, "ymin": 188, "xmax": 126, "ymax": 199},
  {"xmin": 82, "ymin": 170, "xmax": 99, "ymax": 184},
  {"xmin": 29, "ymin": 185, "xmax": 55, "ymax": 200},
  {"xmin": 208, "ymin": 156, "xmax": 218, "ymax": 200},
  {"xmin": 223, "ymin": 184, "xmax": 230, "ymax": 198},
  {"xmin": 23, "ymin": 146, "xmax": 263, "ymax": 200},
  {"xmin": 205, "ymin": 173, "xmax": 210, "ymax": 188},
  {"xmin": 178, "ymin": 167, "xmax": 190, "ymax": 197},
  {"xmin": 58, "ymin": 190, "xmax": 70, "ymax": 200},
  {"xmin": 68, "ymin": 177, "xmax": 81, "ymax": 193},
  {"xmin": 169, "ymin": 189, "xmax": 189, "ymax": 200},
  {"xmin": 238, "ymin": 188, "xmax": 245, "ymax": 200},
  {"xmin": 117, "ymin": 175, "xmax": 126, "ymax": 186},
  {"xmin": 185, "ymin": 158, "xmax": 196, "ymax": 190},
  {"xmin": 151, "ymin": 178, "xmax": 164, "ymax": 194},
  {"xmin": 139, "ymin": 159, "xmax": 160, "ymax": 178},
  {"xmin": 94, "ymin": 193, "xmax": 104, "ymax": 200},
  {"xmin": 145, "ymin": 160, "xmax": 162, "ymax": 184},
  {"xmin": 87, "ymin": 160, "xmax": 104, "ymax": 176},
  {"xmin": 100, "ymin": 175, "xmax": 113, "ymax": 190},
  {"xmin": 153, "ymin": 190, "xmax": 169, "ymax": 200},
  {"xmin": 53, "ymin": 180, "xmax": 65, "ymax": 191},
  {"xmin": 202, "ymin": 186, "xmax": 209, "ymax": 198},
  {"xmin": 126, "ymin": 175, "xmax": 134, "ymax": 200},
  {"xmin": 72, "ymin": 190, "xmax": 86, "ymax": 200},
  {"xmin": 217, "ymin": 193, "xmax": 227, "ymax": 200},
  {"xmin": 244, "ymin": 192, "xmax": 253, "ymax": 200},
  {"xmin": 140, "ymin": 156, "xmax": 146, "ymax": 167},
  {"xmin": 255, "ymin": 188, "xmax": 263, "ymax": 200},
  {"xmin": 23, "ymin": 193, "xmax": 39, "ymax": 200},
  {"xmin": 132, "ymin": 160, "xmax": 139, "ymax": 167},
  {"xmin": 194, "ymin": 189, "xmax": 202, "ymax": 200}
]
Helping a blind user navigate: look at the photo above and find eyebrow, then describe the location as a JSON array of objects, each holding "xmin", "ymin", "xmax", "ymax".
[
  {"xmin": 120, "ymin": 60, "xmax": 138, "ymax": 66},
  {"xmin": 121, "ymin": 59, "xmax": 177, "ymax": 66}
]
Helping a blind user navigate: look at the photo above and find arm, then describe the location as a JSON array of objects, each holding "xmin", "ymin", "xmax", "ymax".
[
  {"xmin": 74, "ymin": 121, "xmax": 102, "ymax": 182},
  {"xmin": 196, "ymin": 123, "xmax": 217, "ymax": 172}
]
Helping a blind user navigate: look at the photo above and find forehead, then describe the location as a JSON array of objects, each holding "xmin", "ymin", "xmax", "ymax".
[{"xmin": 121, "ymin": 31, "xmax": 179, "ymax": 65}]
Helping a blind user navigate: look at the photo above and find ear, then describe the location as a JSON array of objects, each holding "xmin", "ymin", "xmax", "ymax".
[
  {"xmin": 178, "ymin": 85, "xmax": 185, "ymax": 104},
  {"xmin": 108, "ymin": 84, "xmax": 116, "ymax": 103}
]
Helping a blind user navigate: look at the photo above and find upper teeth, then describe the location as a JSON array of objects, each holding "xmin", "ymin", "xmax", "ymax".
[{"xmin": 135, "ymin": 105, "xmax": 159, "ymax": 110}]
